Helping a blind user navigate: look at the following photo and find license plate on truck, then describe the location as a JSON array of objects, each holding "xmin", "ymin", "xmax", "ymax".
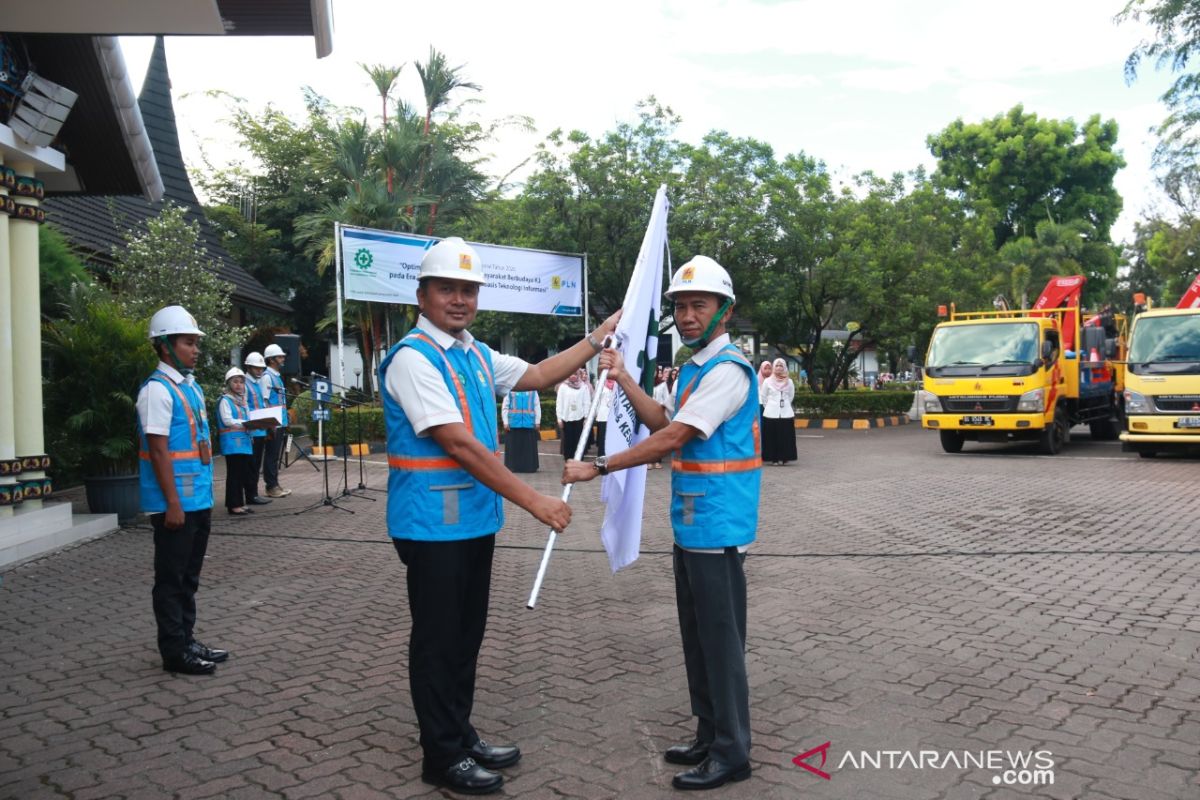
[
  {"xmin": 960, "ymin": 415, "xmax": 994, "ymax": 426},
  {"xmin": 1176, "ymin": 416, "xmax": 1200, "ymax": 429}
]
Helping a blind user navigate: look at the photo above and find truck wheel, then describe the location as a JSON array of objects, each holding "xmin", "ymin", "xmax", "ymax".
[
  {"xmin": 939, "ymin": 430, "xmax": 965, "ymax": 453},
  {"xmin": 1039, "ymin": 407, "xmax": 1068, "ymax": 455}
]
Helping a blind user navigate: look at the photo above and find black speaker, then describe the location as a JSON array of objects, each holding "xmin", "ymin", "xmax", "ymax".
[{"xmin": 274, "ymin": 334, "xmax": 302, "ymax": 375}]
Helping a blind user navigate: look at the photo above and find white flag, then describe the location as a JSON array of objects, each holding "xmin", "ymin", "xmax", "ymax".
[{"xmin": 599, "ymin": 185, "xmax": 669, "ymax": 572}]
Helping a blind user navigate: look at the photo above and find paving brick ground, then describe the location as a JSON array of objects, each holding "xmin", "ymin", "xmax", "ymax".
[{"xmin": 1, "ymin": 426, "xmax": 1197, "ymax": 799}]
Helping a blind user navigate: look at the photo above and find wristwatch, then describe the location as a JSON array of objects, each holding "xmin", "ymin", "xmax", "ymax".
[
  {"xmin": 593, "ymin": 455, "xmax": 610, "ymax": 475},
  {"xmin": 587, "ymin": 333, "xmax": 604, "ymax": 352}
]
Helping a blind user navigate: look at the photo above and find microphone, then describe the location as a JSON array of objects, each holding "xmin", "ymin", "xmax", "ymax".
[{"xmin": 290, "ymin": 378, "xmax": 310, "ymax": 388}]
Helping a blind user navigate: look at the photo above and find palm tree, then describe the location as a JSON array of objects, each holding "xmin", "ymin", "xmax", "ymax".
[
  {"xmin": 361, "ymin": 63, "xmax": 404, "ymax": 195},
  {"xmin": 415, "ymin": 47, "xmax": 480, "ymax": 135}
]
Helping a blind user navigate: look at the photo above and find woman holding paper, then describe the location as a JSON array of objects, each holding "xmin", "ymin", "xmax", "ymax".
[{"xmin": 218, "ymin": 368, "xmax": 255, "ymax": 515}]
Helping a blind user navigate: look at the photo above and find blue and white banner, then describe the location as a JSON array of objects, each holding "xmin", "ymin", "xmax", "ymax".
[{"xmin": 340, "ymin": 226, "xmax": 583, "ymax": 316}]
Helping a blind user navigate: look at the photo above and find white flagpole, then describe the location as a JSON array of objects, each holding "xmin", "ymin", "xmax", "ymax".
[
  {"xmin": 334, "ymin": 222, "xmax": 347, "ymax": 398},
  {"xmin": 527, "ymin": 337, "xmax": 613, "ymax": 609}
]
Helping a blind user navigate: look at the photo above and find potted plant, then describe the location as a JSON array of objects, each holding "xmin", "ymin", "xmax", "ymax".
[{"xmin": 43, "ymin": 285, "xmax": 157, "ymax": 522}]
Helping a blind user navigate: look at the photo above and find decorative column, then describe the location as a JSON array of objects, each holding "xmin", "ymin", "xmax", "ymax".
[
  {"xmin": 0, "ymin": 160, "xmax": 16, "ymax": 516},
  {"xmin": 8, "ymin": 160, "xmax": 49, "ymax": 509}
]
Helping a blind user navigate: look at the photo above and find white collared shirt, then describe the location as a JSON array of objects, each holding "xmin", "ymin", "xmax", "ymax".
[
  {"xmin": 385, "ymin": 315, "xmax": 530, "ymax": 436},
  {"xmin": 136, "ymin": 361, "xmax": 204, "ymax": 436},
  {"xmin": 671, "ymin": 334, "xmax": 752, "ymax": 440}
]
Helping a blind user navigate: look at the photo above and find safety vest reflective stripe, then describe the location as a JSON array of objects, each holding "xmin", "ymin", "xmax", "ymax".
[
  {"xmin": 406, "ymin": 331, "xmax": 489, "ymax": 435},
  {"xmin": 156, "ymin": 372, "xmax": 201, "ymax": 447},
  {"xmin": 387, "ymin": 452, "xmax": 501, "ymax": 470},
  {"xmin": 139, "ymin": 449, "xmax": 201, "ymax": 460},
  {"xmin": 387, "ymin": 455, "xmax": 460, "ymax": 470},
  {"xmin": 672, "ymin": 456, "xmax": 763, "ymax": 473}
]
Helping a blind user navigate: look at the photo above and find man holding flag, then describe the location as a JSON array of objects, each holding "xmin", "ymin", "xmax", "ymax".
[{"xmin": 564, "ymin": 255, "xmax": 760, "ymax": 791}]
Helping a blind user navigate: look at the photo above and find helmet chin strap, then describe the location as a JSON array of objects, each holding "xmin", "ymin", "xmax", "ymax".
[
  {"xmin": 157, "ymin": 336, "xmax": 193, "ymax": 376},
  {"xmin": 680, "ymin": 298, "xmax": 732, "ymax": 349}
]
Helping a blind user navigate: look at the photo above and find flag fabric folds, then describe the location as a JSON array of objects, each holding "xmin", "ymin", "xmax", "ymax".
[{"xmin": 599, "ymin": 184, "xmax": 669, "ymax": 572}]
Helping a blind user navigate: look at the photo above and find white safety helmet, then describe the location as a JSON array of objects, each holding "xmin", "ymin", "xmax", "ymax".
[
  {"xmin": 418, "ymin": 236, "xmax": 487, "ymax": 285},
  {"xmin": 224, "ymin": 367, "xmax": 246, "ymax": 383},
  {"xmin": 148, "ymin": 305, "xmax": 205, "ymax": 340},
  {"xmin": 263, "ymin": 343, "xmax": 286, "ymax": 360},
  {"xmin": 244, "ymin": 351, "xmax": 267, "ymax": 368},
  {"xmin": 665, "ymin": 256, "xmax": 736, "ymax": 303}
]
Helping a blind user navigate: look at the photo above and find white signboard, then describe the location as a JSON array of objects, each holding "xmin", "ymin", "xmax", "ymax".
[{"xmin": 340, "ymin": 226, "xmax": 583, "ymax": 316}]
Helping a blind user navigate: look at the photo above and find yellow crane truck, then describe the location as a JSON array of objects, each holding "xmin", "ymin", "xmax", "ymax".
[
  {"xmin": 919, "ymin": 276, "xmax": 1127, "ymax": 455},
  {"xmin": 1120, "ymin": 274, "xmax": 1200, "ymax": 458}
]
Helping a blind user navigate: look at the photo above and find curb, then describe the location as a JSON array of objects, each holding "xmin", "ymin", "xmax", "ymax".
[{"xmin": 795, "ymin": 414, "xmax": 911, "ymax": 430}]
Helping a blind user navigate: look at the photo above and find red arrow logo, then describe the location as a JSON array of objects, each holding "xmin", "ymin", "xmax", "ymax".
[{"xmin": 792, "ymin": 741, "xmax": 832, "ymax": 780}]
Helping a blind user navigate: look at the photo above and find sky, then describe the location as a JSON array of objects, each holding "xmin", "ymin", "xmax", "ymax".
[{"xmin": 119, "ymin": 0, "xmax": 1180, "ymax": 243}]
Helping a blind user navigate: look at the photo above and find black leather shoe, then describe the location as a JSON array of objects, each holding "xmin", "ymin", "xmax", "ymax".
[
  {"xmin": 672, "ymin": 757, "xmax": 751, "ymax": 790},
  {"xmin": 188, "ymin": 641, "xmax": 229, "ymax": 663},
  {"xmin": 665, "ymin": 739, "xmax": 710, "ymax": 766},
  {"xmin": 248, "ymin": 496, "xmax": 272, "ymax": 505},
  {"xmin": 467, "ymin": 739, "xmax": 521, "ymax": 769},
  {"xmin": 421, "ymin": 758, "xmax": 502, "ymax": 795},
  {"xmin": 162, "ymin": 651, "xmax": 216, "ymax": 675}
]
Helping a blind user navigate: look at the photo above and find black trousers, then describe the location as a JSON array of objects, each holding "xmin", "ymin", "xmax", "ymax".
[
  {"xmin": 560, "ymin": 419, "xmax": 591, "ymax": 458},
  {"xmin": 152, "ymin": 508, "xmax": 212, "ymax": 660},
  {"xmin": 249, "ymin": 437, "xmax": 266, "ymax": 498},
  {"xmin": 594, "ymin": 421, "xmax": 607, "ymax": 458},
  {"xmin": 263, "ymin": 428, "xmax": 285, "ymax": 489},
  {"xmin": 224, "ymin": 453, "xmax": 252, "ymax": 510},
  {"xmin": 393, "ymin": 535, "xmax": 495, "ymax": 771},
  {"xmin": 673, "ymin": 545, "xmax": 751, "ymax": 765}
]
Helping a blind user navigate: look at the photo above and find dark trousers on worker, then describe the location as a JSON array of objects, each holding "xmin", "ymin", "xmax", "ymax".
[
  {"xmin": 224, "ymin": 453, "xmax": 253, "ymax": 510},
  {"xmin": 262, "ymin": 429, "xmax": 285, "ymax": 489},
  {"xmin": 673, "ymin": 545, "xmax": 751, "ymax": 766},
  {"xmin": 152, "ymin": 508, "xmax": 212, "ymax": 660},
  {"xmin": 249, "ymin": 437, "xmax": 266, "ymax": 498},
  {"xmin": 594, "ymin": 421, "xmax": 607, "ymax": 458},
  {"xmin": 393, "ymin": 535, "xmax": 495, "ymax": 771}
]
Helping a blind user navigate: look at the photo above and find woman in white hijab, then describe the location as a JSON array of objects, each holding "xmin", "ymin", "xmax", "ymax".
[{"xmin": 759, "ymin": 358, "xmax": 797, "ymax": 465}]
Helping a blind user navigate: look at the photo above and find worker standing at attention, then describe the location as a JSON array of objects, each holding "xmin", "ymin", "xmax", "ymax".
[{"xmin": 136, "ymin": 306, "xmax": 228, "ymax": 676}]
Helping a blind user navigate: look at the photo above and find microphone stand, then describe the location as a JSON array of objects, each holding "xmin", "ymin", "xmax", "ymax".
[
  {"xmin": 315, "ymin": 376, "xmax": 386, "ymax": 498},
  {"xmin": 278, "ymin": 385, "xmax": 319, "ymax": 472},
  {"xmin": 290, "ymin": 378, "xmax": 353, "ymax": 516}
]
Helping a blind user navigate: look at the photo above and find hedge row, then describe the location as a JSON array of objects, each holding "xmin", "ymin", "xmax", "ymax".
[
  {"xmin": 285, "ymin": 389, "xmax": 914, "ymax": 444},
  {"xmin": 794, "ymin": 390, "xmax": 914, "ymax": 417}
]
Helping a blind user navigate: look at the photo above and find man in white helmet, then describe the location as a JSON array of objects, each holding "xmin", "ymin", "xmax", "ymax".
[
  {"xmin": 563, "ymin": 255, "xmax": 759, "ymax": 790},
  {"xmin": 260, "ymin": 343, "xmax": 291, "ymax": 497},
  {"xmin": 380, "ymin": 236, "xmax": 620, "ymax": 795},
  {"xmin": 136, "ymin": 305, "xmax": 229, "ymax": 676},
  {"xmin": 241, "ymin": 352, "xmax": 272, "ymax": 505}
]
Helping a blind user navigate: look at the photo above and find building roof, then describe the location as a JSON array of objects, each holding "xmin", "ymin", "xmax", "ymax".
[
  {"xmin": 44, "ymin": 37, "xmax": 291, "ymax": 316},
  {"xmin": 3, "ymin": 0, "xmax": 333, "ymax": 58},
  {"xmin": 1, "ymin": 33, "xmax": 162, "ymax": 197}
]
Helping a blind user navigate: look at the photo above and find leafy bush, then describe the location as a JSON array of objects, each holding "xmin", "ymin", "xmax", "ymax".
[
  {"xmin": 793, "ymin": 390, "xmax": 914, "ymax": 417},
  {"xmin": 291, "ymin": 390, "xmax": 385, "ymax": 445},
  {"xmin": 43, "ymin": 285, "xmax": 158, "ymax": 481}
]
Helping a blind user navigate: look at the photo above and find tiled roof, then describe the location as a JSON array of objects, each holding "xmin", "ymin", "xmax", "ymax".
[{"xmin": 43, "ymin": 37, "xmax": 291, "ymax": 315}]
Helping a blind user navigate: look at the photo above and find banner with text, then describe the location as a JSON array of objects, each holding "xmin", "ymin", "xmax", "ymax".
[{"xmin": 340, "ymin": 226, "xmax": 583, "ymax": 316}]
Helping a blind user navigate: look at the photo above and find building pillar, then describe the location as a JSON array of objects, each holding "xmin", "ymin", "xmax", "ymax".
[
  {"xmin": 0, "ymin": 158, "xmax": 16, "ymax": 517},
  {"xmin": 8, "ymin": 160, "xmax": 47, "ymax": 509}
]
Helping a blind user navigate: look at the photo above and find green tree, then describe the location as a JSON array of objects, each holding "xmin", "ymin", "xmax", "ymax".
[
  {"xmin": 1124, "ymin": 216, "xmax": 1200, "ymax": 303},
  {"xmin": 928, "ymin": 105, "xmax": 1125, "ymax": 247},
  {"xmin": 996, "ymin": 219, "xmax": 1119, "ymax": 308},
  {"xmin": 38, "ymin": 226, "xmax": 93, "ymax": 316},
  {"xmin": 107, "ymin": 204, "xmax": 252, "ymax": 390},
  {"xmin": 1119, "ymin": 0, "xmax": 1200, "ymax": 210}
]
